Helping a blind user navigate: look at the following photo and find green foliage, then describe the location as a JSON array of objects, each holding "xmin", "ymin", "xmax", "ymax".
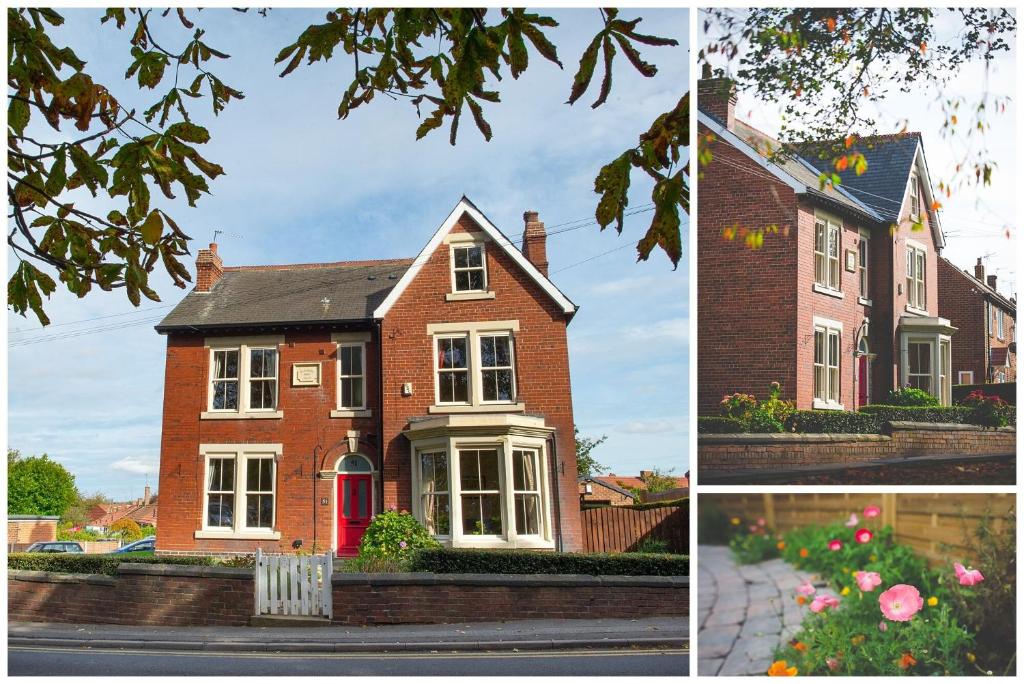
[
  {"xmin": 697, "ymin": 500, "xmax": 732, "ymax": 544},
  {"xmin": 941, "ymin": 507, "xmax": 1016, "ymax": 674},
  {"xmin": 784, "ymin": 410, "xmax": 881, "ymax": 434},
  {"xmin": 697, "ymin": 416, "xmax": 745, "ymax": 434},
  {"xmin": 139, "ymin": 524, "xmax": 157, "ymax": 538},
  {"xmin": 56, "ymin": 522, "xmax": 101, "ymax": 541},
  {"xmin": 8, "ymin": 553, "xmax": 220, "ymax": 575},
  {"xmin": 62, "ymin": 491, "xmax": 113, "ymax": 526},
  {"xmin": 108, "ymin": 518, "xmax": 143, "ymax": 542},
  {"xmin": 729, "ymin": 529, "xmax": 781, "ymax": 564},
  {"xmin": 712, "ymin": 383, "xmax": 795, "ymax": 432},
  {"xmin": 7, "ymin": 7, "xmax": 242, "ymax": 324},
  {"xmin": 858, "ymin": 405, "xmax": 973, "ymax": 425},
  {"xmin": 7, "ymin": 449, "xmax": 78, "ymax": 517},
  {"xmin": 885, "ymin": 387, "xmax": 940, "ymax": 406},
  {"xmin": 574, "ymin": 426, "xmax": 608, "ymax": 479},
  {"xmin": 747, "ymin": 408, "xmax": 784, "ymax": 433},
  {"xmin": 719, "ymin": 392, "xmax": 757, "ymax": 420},
  {"xmin": 635, "ymin": 466, "xmax": 679, "ymax": 495},
  {"xmin": 338, "ymin": 555, "xmax": 410, "ymax": 573},
  {"xmin": 357, "ymin": 510, "xmax": 441, "ymax": 565},
  {"xmin": 410, "ymin": 547, "xmax": 688, "ymax": 576},
  {"xmin": 632, "ymin": 537, "xmax": 671, "ymax": 554},
  {"xmin": 958, "ymin": 389, "xmax": 1014, "ymax": 428}
]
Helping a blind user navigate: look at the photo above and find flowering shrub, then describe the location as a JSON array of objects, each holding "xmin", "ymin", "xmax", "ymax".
[
  {"xmin": 720, "ymin": 392, "xmax": 757, "ymax": 420},
  {"xmin": 958, "ymin": 389, "xmax": 1013, "ymax": 428},
  {"xmin": 356, "ymin": 510, "xmax": 440, "ymax": 566},
  {"xmin": 885, "ymin": 387, "xmax": 939, "ymax": 406},
  {"xmin": 716, "ymin": 383, "xmax": 795, "ymax": 433}
]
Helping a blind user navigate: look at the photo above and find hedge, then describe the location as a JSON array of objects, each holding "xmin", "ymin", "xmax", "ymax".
[
  {"xmin": 858, "ymin": 405, "xmax": 974, "ymax": 424},
  {"xmin": 697, "ymin": 416, "xmax": 745, "ymax": 434},
  {"xmin": 8, "ymin": 553, "xmax": 222, "ymax": 575},
  {"xmin": 784, "ymin": 410, "xmax": 882, "ymax": 434},
  {"xmin": 409, "ymin": 548, "xmax": 688, "ymax": 576}
]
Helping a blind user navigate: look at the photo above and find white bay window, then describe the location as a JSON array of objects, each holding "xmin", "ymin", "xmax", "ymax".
[{"xmin": 813, "ymin": 318, "xmax": 843, "ymax": 410}]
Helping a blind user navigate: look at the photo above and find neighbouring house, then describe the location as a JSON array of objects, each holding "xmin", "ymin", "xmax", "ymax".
[
  {"xmin": 578, "ymin": 471, "xmax": 689, "ymax": 507},
  {"xmin": 154, "ymin": 198, "xmax": 582, "ymax": 557},
  {"xmin": 88, "ymin": 486, "xmax": 158, "ymax": 531},
  {"xmin": 938, "ymin": 256, "xmax": 1016, "ymax": 385},
  {"xmin": 697, "ymin": 74, "xmax": 956, "ymax": 415},
  {"xmin": 7, "ymin": 515, "xmax": 59, "ymax": 552}
]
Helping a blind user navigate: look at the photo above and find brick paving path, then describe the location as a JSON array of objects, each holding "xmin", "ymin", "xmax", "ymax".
[{"xmin": 697, "ymin": 545, "xmax": 822, "ymax": 676}]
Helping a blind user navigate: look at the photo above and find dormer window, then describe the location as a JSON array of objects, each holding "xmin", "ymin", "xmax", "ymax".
[
  {"xmin": 909, "ymin": 171, "xmax": 920, "ymax": 220},
  {"xmin": 452, "ymin": 244, "xmax": 486, "ymax": 292}
]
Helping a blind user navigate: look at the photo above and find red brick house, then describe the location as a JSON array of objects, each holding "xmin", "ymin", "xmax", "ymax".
[
  {"xmin": 697, "ymin": 76, "xmax": 956, "ymax": 415},
  {"xmin": 938, "ymin": 256, "xmax": 1016, "ymax": 385},
  {"xmin": 154, "ymin": 198, "xmax": 582, "ymax": 556}
]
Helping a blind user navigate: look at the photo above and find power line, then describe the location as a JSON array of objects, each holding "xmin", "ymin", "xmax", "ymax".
[{"xmin": 7, "ymin": 304, "xmax": 174, "ymax": 336}]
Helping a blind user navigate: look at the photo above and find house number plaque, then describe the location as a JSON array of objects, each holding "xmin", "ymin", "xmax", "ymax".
[{"xmin": 292, "ymin": 362, "xmax": 322, "ymax": 386}]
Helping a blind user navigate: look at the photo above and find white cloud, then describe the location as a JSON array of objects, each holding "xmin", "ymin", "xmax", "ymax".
[
  {"xmin": 110, "ymin": 457, "xmax": 159, "ymax": 476},
  {"xmin": 617, "ymin": 419, "xmax": 681, "ymax": 434},
  {"xmin": 590, "ymin": 275, "xmax": 657, "ymax": 295},
  {"xmin": 624, "ymin": 317, "xmax": 690, "ymax": 343}
]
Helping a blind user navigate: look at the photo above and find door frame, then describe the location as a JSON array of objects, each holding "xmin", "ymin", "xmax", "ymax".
[{"xmin": 331, "ymin": 453, "xmax": 377, "ymax": 556}]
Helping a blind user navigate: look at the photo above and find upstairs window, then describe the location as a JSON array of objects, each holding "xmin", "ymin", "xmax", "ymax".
[
  {"xmin": 437, "ymin": 336, "xmax": 470, "ymax": 404},
  {"xmin": 906, "ymin": 245, "xmax": 927, "ymax": 310},
  {"xmin": 479, "ymin": 334, "xmax": 515, "ymax": 403},
  {"xmin": 996, "ymin": 307, "xmax": 1004, "ymax": 339},
  {"xmin": 248, "ymin": 348, "xmax": 278, "ymax": 410},
  {"xmin": 211, "ymin": 350, "xmax": 239, "ymax": 410},
  {"xmin": 814, "ymin": 218, "xmax": 841, "ymax": 290},
  {"xmin": 858, "ymin": 235, "xmax": 869, "ymax": 300},
  {"xmin": 338, "ymin": 344, "xmax": 365, "ymax": 409},
  {"xmin": 909, "ymin": 172, "xmax": 920, "ymax": 219},
  {"xmin": 206, "ymin": 338, "xmax": 282, "ymax": 416},
  {"xmin": 452, "ymin": 244, "xmax": 486, "ymax": 292}
]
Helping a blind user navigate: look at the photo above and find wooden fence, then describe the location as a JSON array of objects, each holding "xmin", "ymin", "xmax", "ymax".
[
  {"xmin": 254, "ymin": 549, "xmax": 332, "ymax": 618},
  {"xmin": 580, "ymin": 503, "xmax": 688, "ymax": 554},
  {"xmin": 700, "ymin": 493, "xmax": 1014, "ymax": 565}
]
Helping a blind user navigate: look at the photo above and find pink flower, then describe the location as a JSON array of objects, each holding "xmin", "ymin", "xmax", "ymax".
[
  {"xmin": 826, "ymin": 657, "xmax": 840, "ymax": 671},
  {"xmin": 953, "ymin": 562, "xmax": 984, "ymax": 586},
  {"xmin": 855, "ymin": 528, "xmax": 873, "ymax": 544},
  {"xmin": 844, "ymin": 513, "xmax": 859, "ymax": 528},
  {"xmin": 863, "ymin": 505, "xmax": 881, "ymax": 518},
  {"xmin": 879, "ymin": 584, "xmax": 924, "ymax": 622},
  {"xmin": 810, "ymin": 594, "xmax": 840, "ymax": 613},
  {"xmin": 796, "ymin": 580, "xmax": 816, "ymax": 596},
  {"xmin": 399, "ymin": 541, "xmax": 408, "ymax": 549},
  {"xmin": 749, "ymin": 525, "xmax": 758, "ymax": 533},
  {"xmin": 855, "ymin": 571, "xmax": 882, "ymax": 592},
  {"xmin": 757, "ymin": 517, "xmax": 767, "ymax": 527},
  {"xmin": 828, "ymin": 539, "xmax": 843, "ymax": 551},
  {"xmin": 878, "ymin": 621, "xmax": 887, "ymax": 632}
]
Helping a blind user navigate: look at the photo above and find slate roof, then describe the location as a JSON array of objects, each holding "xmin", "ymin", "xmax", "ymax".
[{"xmin": 156, "ymin": 259, "xmax": 413, "ymax": 332}]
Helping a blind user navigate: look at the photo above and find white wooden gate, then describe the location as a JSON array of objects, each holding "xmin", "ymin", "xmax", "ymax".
[{"xmin": 254, "ymin": 549, "xmax": 332, "ymax": 618}]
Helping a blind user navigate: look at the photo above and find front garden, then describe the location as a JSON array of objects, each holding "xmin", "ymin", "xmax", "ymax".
[
  {"xmin": 709, "ymin": 502, "xmax": 1015, "ymax": 676},
  {"xmin": 698, "ymin": 383, "xmax": 1015, "ymax": 435}
]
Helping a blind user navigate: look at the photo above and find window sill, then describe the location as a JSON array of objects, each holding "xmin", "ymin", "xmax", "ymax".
[
  {"xmin": 330, "ymin": 409, "xmax": 372, "ymax": 418},
  {"xmin": 194, "ymin": 530, "xmax": 282, "ymax": 540},
  {"xmin": 904, "ymin": 304, "xmax": 929, "ymax": 316},
  {"xmin": 812, "ymin": 399, "xmax": 845, "ymax": 411},
  {"xmin": 445, "ymin": 291, "xmax": 496, "ymax": 302},
  {"xmin": 812, "ymin": 283, "xmax": 843, "ymax": 299},
  {"xmin": 450, "ymin": 537, "xmax": 554, "ymax": 550},
  {"xmin": 201, "ymin": 411, "xmax": 284, "ymax": 420},
  {"xmin": 427, "ymin": 403, "xmax": 526, "ymax": 414},
  {"xmin": 858, "ymin": 297, "xmax": 873, "ymax": 307}
]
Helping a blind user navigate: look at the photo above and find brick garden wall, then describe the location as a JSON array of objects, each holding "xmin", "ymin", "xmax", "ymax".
[
  {"xmin": 699, "ymin": 423, "xmax": 1016, "ymax": 477},
  {"xmin": 8, "ymin": 565, "xmax": 688, "ymax": 627}
]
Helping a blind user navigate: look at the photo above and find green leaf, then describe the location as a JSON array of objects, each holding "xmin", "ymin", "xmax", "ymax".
[
  {"xmin": 166, "ymin": 122, "xmax": 211, "ymax": 144},
  {"xmin": 466, "ymin": 97, "xmax": 492, "ymax": 141},
  {"xmin": 520, "ymin": 20, "xmax": 562, "ymax": 69},
  {"xmin": 44, "ymin": 149, "xmax": 68, "ymax": 197},
  {"xmin": 638, "ymin": 170, "xmax": 684, "ymax": 266},
  {"xmin": 594, "ymin": 150, "xmax": 634, "ymax": 233},
  {"xmin": 140, "ymin": 210, "xmax": 163, "ymax": 244},
  {"xmin": 592, "ymin": 36, "xmax": 616, "ymax": 109},
  {"xmin": 8, "ymin": 93, "xmax": 30, "ymax": 136},
  {"xmin": 568, "ymin": 33, "xmax": 603, "ymax": 105}
]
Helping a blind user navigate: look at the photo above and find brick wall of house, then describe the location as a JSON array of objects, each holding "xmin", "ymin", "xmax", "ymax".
[
  {"xmin": 156, "ymin": 330, "xmax": 377, "ymax": 554},
  {"xmin": 380, "ymin": 213, "xmax": 582, "ymax": 550},
  {"xmin": 989, "ymin": 303, "xmax": 1017, "ymax": 382},
  {"xmin": 696, "ymin": 121, "xmax": 800, "ymax": 415},
  {"xmin": 938, "ymin": 259, "xmax": 987, "ymax": 384},
  {"xmin": 7, "ymin": 518, "xmax": 58, "ymax": 547}
]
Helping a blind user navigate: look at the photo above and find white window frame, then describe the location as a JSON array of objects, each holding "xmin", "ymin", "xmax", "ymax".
[
  {"xmin": 906, "ymin": 242, "xmax": 927, "ymax": 312},
  {"xmin": 202, "ymin": 335, "xmax": 284, "ymax": 419},
  {"xmin": 909, "ymin": 171, "xmax": 920, "ymax": 220},
  {"xmin": 247, "ymin": 347, "xmax": 279, "ymax": 411},
  {"xmin": 330, "ymin": 332, "xmax": 372, "ymax": 418},
  {"xmin": 996, "ymin": 307, "xmax": 1005, "ymax": 340},
  {"xmin": 417, "ymin": 449, "xmax": 451, "ymax": 538},
  {"xmin": 511, "ymin": 448, "xmax": 543, "ymax": 537},
  {"xmin": 196, "ymin": 444, "xmax": 282, "ymax": 540},
  {"xmin": 958, "ymin": 370, "xmax": 975, "ymax": 385},
  {"xmin": 450, "ymin": 242, "xmax": 488, "ymax": 293},
  {"xmin": 457, "ymin": 447, "xmax": 506, "ymax": 538},
  {"xmin": 435, "ymin": 334, "xmax": 472, "ymax": 406},
  {"xmin": 812, "ymin": 317, "xmax": 843, "ymax": 410},
  {"xmin": 337, "ymin": 343, "xmax": 366, "ymax": 410},
  {"xmin": 410, "ymin": 432, "xmax": 553, "ymax": 550},
  {"xmin": 477, "ymin": 333, "xmax": 517, "ymax": 404},
  {"xmin": 209, "ymin": 348, "xmax": 240, "ymax": 413},
  {"xmin": 427, "ymin": 321, "xmax": 525, "ymax": 413},
  {"xmin": 813, "ymin": 213, "xmax": 842, "ymax": 294},
  {"xmin": 906, "ymin": 340, "xmax": 933, "ymax": 395},
  {"xmin": 857, "ymin": 230, "xmax": 871, "ymax": 304},
  {"xmin": 996, "ymin": 370, "xmax": 1006, "ymax": 383}
]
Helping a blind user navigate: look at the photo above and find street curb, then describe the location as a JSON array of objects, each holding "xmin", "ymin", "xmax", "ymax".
[{"xmin": 8, "ymin": 635, "xmax": 689, "ymax": 654}]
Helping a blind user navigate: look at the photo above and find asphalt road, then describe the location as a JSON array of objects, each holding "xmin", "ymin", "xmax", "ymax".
[{"xmin": 8, "ymin": 646, "xmax": 689, "ymax": 676}]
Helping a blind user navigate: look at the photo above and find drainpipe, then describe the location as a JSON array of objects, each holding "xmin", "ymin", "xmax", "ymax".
[
  {"xmin": 549, "ymin": 433, "xmax": 563, "ymax": 552},
  {"xmin": 376, "ymin": 319, "xmax": 385, "ymax": 515}
]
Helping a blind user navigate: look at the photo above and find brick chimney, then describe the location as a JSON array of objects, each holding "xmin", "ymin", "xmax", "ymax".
[
  {"xmin": 974, "ymin": 257, "xmax": 985, "ymax": 282},
  {"xmin": 143, "ymin": 485, "xmax": 151, "ymax": 506},
  {"xmin": 698, "ymin": 63, "xmax": 736, "ymax": 131},
  {"xmin": 522, "ymin": 210, "xmax": 549, "ymax": 276},
  {"xmin": 196, "ymin": 243, "xmax": 224, "ymax": 292},
  {"xmin": 639, "ymin": 469, "xmax": 654, "ymax": 481},
  {"xmin": 988, "ymin": 274, "xmax": 998, "ymax": 291}
]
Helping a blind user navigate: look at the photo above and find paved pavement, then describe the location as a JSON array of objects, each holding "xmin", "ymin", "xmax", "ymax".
[
  {"xmin": 9, "ymin": 616, "xmax": 688, "ymax": 654},
  {"xmin": 697, "ymin": 545, "xmax": 819, "ymax": 676}
]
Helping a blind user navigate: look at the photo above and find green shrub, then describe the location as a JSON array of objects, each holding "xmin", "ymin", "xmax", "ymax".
[
  {"xmin": 958, "ymin": 390, "xmax": 1014, "ymax": 428},
  {"xmin": 410, "ymin": 548, "xmax": 688, "ymax": 576},
  {"xmin": 338, "ymin": 555, "xmax": 409, "ymax": 573},
  {"xmin": 356, "ymin": 510, "xmax": 440, "ymax": 566},
  {"xmin": 858, "ymin": 404, "xmax": 973, "ymax": 425},
  {"xmin": 747, "ymin": 408, "xmax": 784, "ymax": 433},
  {"xmin": 729, "ymin": 530, "xmax": 781, "ymax": 564},
  {"xmin": 8, "ymin": 553, "xmax": 221, "ymax": 575},
  {"xmin": 719, "ymin": 392, "xmax": 757, "ymax": 420},
  {"xmin": 698, "ymin": 416, "xmax": 745, "ymax": 434},
  {"xmin": 633, "ymin": 537, "xmax": 671, "ymax": 554},
  {"xmin": 109, "ymin": 518, "xmax": 143, "ymax": 542},
  {"xmin": 885, "ymin": 387, "xmax": 940, "ymax": 406},
  {"xmin": 697, "ymin": 500, "xmax": 732, "ymax": 544},
  {"xmin": 784, "ymin": 410, "xmax": 881, "ymax": 434}
]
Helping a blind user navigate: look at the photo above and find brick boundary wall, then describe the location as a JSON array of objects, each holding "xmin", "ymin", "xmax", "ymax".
[
  {"xmin": 698, "ymin": 423, "xmax": 1016, "ymax": 476},
  {"xmin": 9, "ymin": 565, "xmax": 688, "ymax": 627}
]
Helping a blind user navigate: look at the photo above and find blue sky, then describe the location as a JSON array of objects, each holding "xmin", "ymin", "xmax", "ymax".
[
  {"xmin": 6, "ymin": 8, "xmax": 690, "ymax": 500},
  {"xmin": 700, "ymin": 9, "xmax": 1017, "ymax": 294}
]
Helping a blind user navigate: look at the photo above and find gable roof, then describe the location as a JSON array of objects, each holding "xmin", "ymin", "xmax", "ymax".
[
  {"xmin": 579, "ymin": 476, "xmax": 637, "ymax": 501},
  {"xmin": 156, "ymin": 259, "xmax": 412, "ymax": 332},
  {"xmin": 939, "ymin": 256, "xmax": 1017, "ymax": 313},
  {"xmin": 373, "ymin": 197, "xmax": 577, "ymax": 319}
]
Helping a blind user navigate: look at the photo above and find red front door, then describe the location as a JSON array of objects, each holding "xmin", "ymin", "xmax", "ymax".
[
  {"xmin": 858, "ymin": 355, "xmax": 869, "ymax": 407},
  {"xmin": 337, "ymin": 474, "xmax": 372, "ymax": 557}
]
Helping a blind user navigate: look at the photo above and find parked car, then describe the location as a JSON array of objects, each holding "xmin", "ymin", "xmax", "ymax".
[
  {"xmin": 25, "ymin": 541, "xmax": 85, "ymax": 553},
  {"xmin": 109, "ymin": 536, "xmax": 156, "ymax": 554}
]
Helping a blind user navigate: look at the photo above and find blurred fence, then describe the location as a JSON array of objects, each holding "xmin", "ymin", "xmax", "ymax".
[
  {"xmin": 580, "ymin": 502, "xmax": 688, "ymax": 554},
  {"xmin": 700, "ymin": 493, "xmax": 1014, "ymax": 565}
]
